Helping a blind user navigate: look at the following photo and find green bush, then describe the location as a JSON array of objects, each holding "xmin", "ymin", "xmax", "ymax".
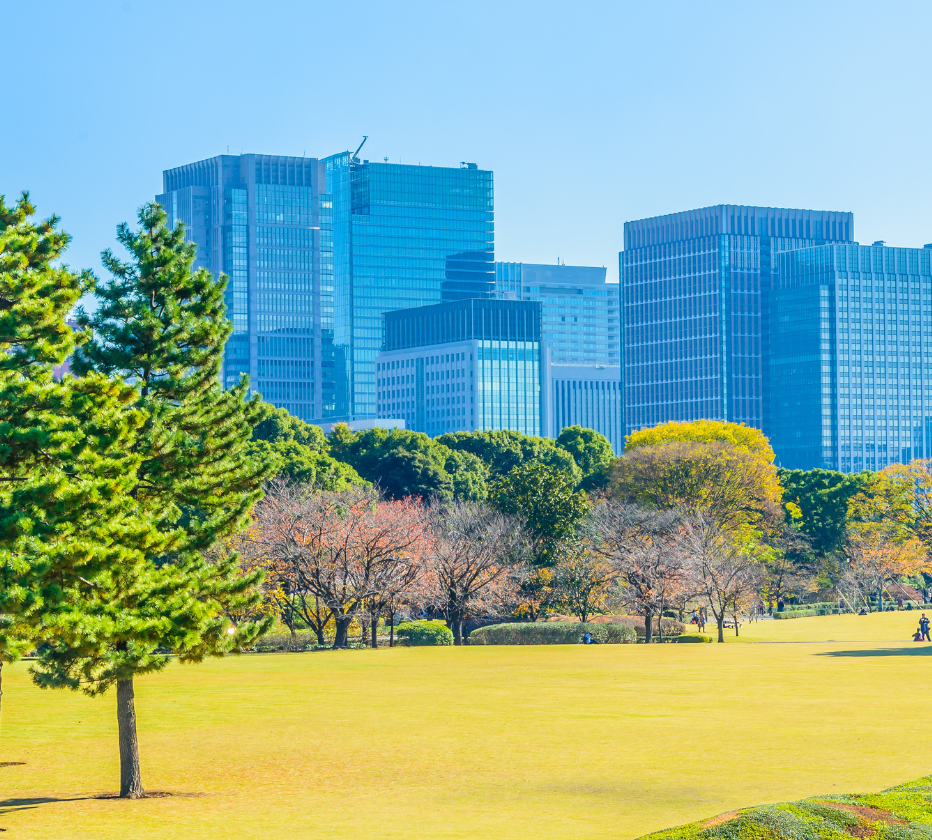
[
  {"xmin": 253, "ymin": 630, "xmax": 321, "ymax": 651},
  {"xmin": 395, "ymin": 620, "xmax": 454, "ymax": 646},
  {"xmin": 468, "ymin": 622, "xmax": 636, "ymax": 645},
  {"xmin": 674, "ymin": 633, "xmax": 713, "ymax": 643}
]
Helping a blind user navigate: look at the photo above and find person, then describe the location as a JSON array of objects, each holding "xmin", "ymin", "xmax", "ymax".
[
  {"xmin": 920, "ymin": 613, "xmax": 930, "ymax": 642},
  {"xmin": 583, "ymin": 632, "xmax": 591, "ymax": 644},
  {"xmin": 914, "ymin": 627, "xmax": 924, "ymax": 642},
  {"xmin": 777, "ymin": 597, "xmax": 785, "ymax": 612},
  {"xmin": 690, "ymin": 610, "xmax": 698, "ymax": 625},
  {"xmin": 698, "ymin": 607, "xmax": 707, "ymax": 632}
]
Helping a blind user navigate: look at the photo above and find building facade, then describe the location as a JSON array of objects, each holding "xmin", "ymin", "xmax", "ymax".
[
  {"xmin": 547, "ymin": 363, "xmax": 624, "ymax": 454},
  {"xmin": 621, "ymin": 205, "xmax": 854, "ymax": 435},
  {"xmin": 769, "ymin": 243, "xmax": 932, "ymax": 472},
  {"xmin": 375, "ymin": 298, "xmax": 542, "ymax": 437},
  {"xmin": 494, "ymin": 262, "xmax": 620, "ymax": 366},
  {"xmin": 325, "ymin": 154, "xmax": 494, "ymax": 421},
  {"xmin": 158, "ymin": 154, "xmax": 334, "ymax": 422}
]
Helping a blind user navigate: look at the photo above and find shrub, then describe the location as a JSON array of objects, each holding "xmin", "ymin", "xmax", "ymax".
[
  {"xmin": 395, "ymin": 620, "xmax": 454, "ymax": 646},
  {"xmin": 674, "ymin": 633, "xmax": 713, "ymax": 643},
  {"xmin": 589, "ymin": 615, "xmax": 685, "ymax": 637},
  {"xmin": 253, "ymin": 630, "xmax": 321, "ymax": 652},
  {"xmin": 468, "ymin": 622, "xmax": 636, "ymax": 645}
]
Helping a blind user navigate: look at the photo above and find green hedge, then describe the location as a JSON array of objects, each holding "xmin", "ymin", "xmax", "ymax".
[
  {"xmin": 468, "ymin": 622, "xmax": 636, "ymax": 645},
  {"xmin": 674, "ymin": 633, "xmax": 713, "ymax": 643},
  {"xmin": 395, "ymin": 620, "xmax": 454, "ymax": 646},
  {"xmin": 253, "ymin": 630, "xmax": 323, "ymax": 651}
]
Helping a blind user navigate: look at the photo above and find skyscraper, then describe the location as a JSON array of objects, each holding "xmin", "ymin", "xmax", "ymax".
[
  {"xmin": 770, "ymin": 242, "xmax": 932, "ymax": 472},
  {"xmin": 325, "ymin": 153, "xmax": 494, "ymax": 420},
  {"xmin": 494, "ymin": 262, "xmax": 619, "ymax": 366},
  {"xmin": 621, "ymin": 205, "xmax": 854, "ymax": 435},
  {"xmin": 157, "ymin": 154, "xmax": 334, "ymax": 422},
  {"xmin": 375, "ymin": 298, "xmax": 542, "ymax": 436}
]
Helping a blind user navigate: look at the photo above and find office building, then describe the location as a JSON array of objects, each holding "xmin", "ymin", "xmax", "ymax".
[
  {"xmin": 494, "ymin": 262, "xmax": 620, "ymax": 366},
  {"xmin": 621, "ymin": 205, "xmax": 854, "ymax": 435},
  {"xmin": 375, "ymin": 298, "xmax": 542, "ymax": 436},
  {"xmin": 769, "ymin": 242, "xmax": 932, "ymax": 472},
  {"xmin": 325, "ymin": 152, "xmax": 494, "ymax": 420},
  {"xmin": 547, "ymin": 364, "xmax": 624, "ymax": 454},
  {"xmin": 157, "ymin": 154, "xmax": 333, "ymax": 422}
]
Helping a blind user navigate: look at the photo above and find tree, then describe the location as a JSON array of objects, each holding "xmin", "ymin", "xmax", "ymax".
[
  {"xmin": 841, "ymin": 522, "xmax": 929, "ymax": 612},
  {"xmin": 254, "ymin": 483, "xmax": 430, "ymax": 647},
  {"xmin": 556, "ymin": 425, "xmax": 616, "ymax": 491},
  {"xmin": 422, "ymin": 500, "xmax": 525, "ymax": 644},
  {"xmin": 778, "ymin": 468, "xmax": 872, "ymax": 557},
  {"xmin": 625, "ymin": 419, "xmax": 777, "ymax": 466},
  {"xmin": 438, "ymin": 429, "xmax": 581, "ymax": 485},
  {"xmin": 590, "ymin": 503, "xmax": 687, "ymax": 642},
  {"xmin": 551, "ymin": 538, "xmax": 617, "ymax": 622},
  {"xmin": 39, "ymin": 203, "xmax": 276, "ymax": 798},
  {"xmin": 682, "ymin": 516, "xmax": 764, "ymax": 643},
  {"xmin": 489, "ymin": 461, "xmax": 590, "ymax": 566},
  {"xmin": 848, "ymin": 460, "xmax": 932, "ymax": 549},
  {"xmin": 0, "ymin": 193, "xmax": 147, "ymax": 731},
  {"xmin": 612, "ymin": 440, "xmax": 783, "ymax": 532}
]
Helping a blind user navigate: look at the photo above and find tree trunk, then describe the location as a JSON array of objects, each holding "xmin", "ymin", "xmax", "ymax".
[
  {"xmin": 370, "ymin": 617, "xmax": 378, "ymax": 649},
  {"xmin": 117, "ymin": 678, "xmax": 144, "ymax": 799},
  {"xmin": 643, "ymin": 610, "xmax": 653, "ymax": 644},
  {"xmin": 717, "ymin": 618, "xmax": 725, "ymax": 644},
  {"xmin": 389, "ymin": 612, "xmax": 395, "ymax": 648},
  {"xmin": 452, "ymin": 618, "xmax": 463, "ymax": 646},
  {"xmin": 333, "ymin": 617, "xmax": 349, "ymax": 648}
]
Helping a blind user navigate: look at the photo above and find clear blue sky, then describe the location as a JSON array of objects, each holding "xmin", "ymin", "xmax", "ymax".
[{"xmin": 3, "ymin": 0, "xmax": 931, "ymax": 283}]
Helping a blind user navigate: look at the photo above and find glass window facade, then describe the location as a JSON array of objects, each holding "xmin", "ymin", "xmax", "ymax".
[
  {"xmin": 770, "ymin": 243, "xmax": 932, "ymax": 472},
  {"xmin": 375, "ymin": 298, "xmax": 542, "ymax": 437},
  {"xmin": 325, "ymin": 154, "xmax": 494, "ymax": 420},
  {"xmin": 621, "ymin": 205, "xmax": 854, "ymax": 435},
  {"xmin": 159, "ymin": 154, "xmax": 333, "ymax": 422},
  {"xmin": 494, "ymin": 262, "xmax": 620, "ymax": 366}
]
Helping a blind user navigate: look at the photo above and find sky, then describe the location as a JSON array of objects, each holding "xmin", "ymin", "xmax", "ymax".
[{"xmin": 3, "ymin": 0, "xmax": 932, "ymax": 283}]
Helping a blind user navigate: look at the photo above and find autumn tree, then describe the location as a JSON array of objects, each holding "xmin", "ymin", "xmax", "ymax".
[
  {"xmin": 625, "ymin": 418, "xmax": 777, "ymax": 465},
  {"xmin": 590, "ymin": 503, "xmax": 687, "ymax": 642},
  {"xmin": 551, "ymin": 538, "xmax": 617, "ymax": 622},
  {"xmin": 422, "ymin": 500, "xmax": 525, "ymax": 644},
  {"xmin": 36, "ymin": 204, "xmax": 276, "ymax": 799},
  {"xmin": 841, "ymin": 522, "xmax": 929, "ymax": 612}
]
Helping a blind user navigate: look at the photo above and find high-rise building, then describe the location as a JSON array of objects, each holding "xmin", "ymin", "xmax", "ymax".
[
  {"xmin": 375, "ymin": 298, "xmax": 542, "ymax": 437},
  {"xmin": 621, "ymin": 205, "xmax": 854, "ymax": 435},
  {"xmin": 325, "ymin": 153, "xmax": 494, "ymax": 420},
  {"xmin": 769, "ymin": 242, "xmax": 932, "ymax": 472},
  {"xmin": 547, "ymin": 364, "xmax": 624, "ymax": 454},
  {"xmin": 157, "ymin": 154, "xmax": 334, "ymax": 422},
  {"xmin": 494, "ymin": 262, "xmax": 619, "ymax": 366}
]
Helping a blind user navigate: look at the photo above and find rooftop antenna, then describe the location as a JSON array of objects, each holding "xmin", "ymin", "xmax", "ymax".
[{"xmin": 351, "ymin": 135, "xmax": 368, "ymax": 163}]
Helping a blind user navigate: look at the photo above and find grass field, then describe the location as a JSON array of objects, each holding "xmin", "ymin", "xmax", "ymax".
[{"xmin": 2, "ymin": 611, "xmax": 931, "ymax": 840}]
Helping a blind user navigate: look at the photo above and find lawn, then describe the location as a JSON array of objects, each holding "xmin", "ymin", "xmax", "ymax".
[{"xmin": 2, "ymin": 611, "xmax": 931, "ymax": 840}]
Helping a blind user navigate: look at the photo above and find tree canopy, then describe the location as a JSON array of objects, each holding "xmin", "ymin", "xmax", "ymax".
[
  {"xmin": 625, "ymin": 419, "xmax": 777, "ymax": 466},
  {"xmin": 556, "ymin": 425, "xmax": 615, "ymax": 490}
]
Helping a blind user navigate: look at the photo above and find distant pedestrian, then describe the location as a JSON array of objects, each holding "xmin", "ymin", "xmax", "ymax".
[
  {"xmin": 583, "ymin": 632, "xmax": 592, "ymax": 644},
  {"xmin": 698, "ymin": 607, "xmax": 707, "ymax": 632},
  {"xmin": 690, "ymin": 610, "xmax": 698, "ymax": 626},
  {"xmin": 777, "ymin": 598, "xmax": 785, "ymax": 612},
  {"xmin": 920, "ymin": 614, "xmax": 930, "ymax": 642}
]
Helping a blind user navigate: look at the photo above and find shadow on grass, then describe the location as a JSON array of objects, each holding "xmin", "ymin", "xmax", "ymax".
[
  {"xmin": 819, "ymin": 645, "xmax": 932, "ymax": 657},
  {"xmin": 0, "ymin": 796, "xmax": 94, "ymax": 815}
]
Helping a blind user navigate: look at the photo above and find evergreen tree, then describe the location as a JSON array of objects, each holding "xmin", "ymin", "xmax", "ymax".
[
  {"xmin": 37, "ymin": 203, "xmax": 276, "ymax": 798},
  {"xmin": 0, "ymin": 193, "xmax": 148, "ymax": 726}
]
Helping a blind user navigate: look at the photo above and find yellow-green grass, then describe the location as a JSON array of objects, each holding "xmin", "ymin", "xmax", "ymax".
[{"xmin": 2, "ymin": 611, "xmax": 931, "ymax": 840}]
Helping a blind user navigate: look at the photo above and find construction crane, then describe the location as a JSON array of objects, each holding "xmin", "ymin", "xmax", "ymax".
[{"xmin": 351, "ymin": 136, "xmax": 368, "ymax": 163}]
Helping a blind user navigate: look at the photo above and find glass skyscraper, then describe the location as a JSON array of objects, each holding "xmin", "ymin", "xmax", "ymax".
[
  {"xmin": 325, "ymin": 153, "xmax": 494, "ymax": 420},
  {"xmin": 157, "ymin": 154, "xmax": 334, "ymax": 422},
  {"xmin": 494, "ymin": 262, "xmax": 619, "ymax": 366},
  {"xmin": 770, "ymin": 243, "xmax": 932, "ymax": 472},
  {"xmin": 621, "ymin": 204, "xmax": 853, "ymax": 435},
  {"xmin": 375, "ymin": 298, "xmax": 542, "ymax": 436}
]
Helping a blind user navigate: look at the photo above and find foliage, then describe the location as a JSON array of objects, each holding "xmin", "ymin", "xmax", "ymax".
[
  {"xmin": 550, "ymin": 538, "xmax": 617, "ymax": 622},
  {"xmin": 468, "ymin": 621, "xmax": 636, "ymax": 645},
  {"xmin": 588, "ymin": 615, "xmax": 686, "ymax": 637},
  {"xmin": 779, "ymin": 468, "xmax": 872, "ymax": 556},
  {"xmin": 848, "ymin": 459, "xmax": 932, "ymax": 548},
  {"xmin": 612, "ymin": 440, "xmax": 783, "ymax": 531},
  {"xmin": 556, "ymin": 425, "xmax": 615, "ymax": 490},
  {"xmin": 438, "ymin": 429, "xmax": 581, "ymax": 485},
  {"xmin": 489, "ymin": 461, "xmax": 590, "ymax": 567},
  {"xmin": 673, "ymin": 633, "xmax": 712, "ymax": 643},
  {"xmin": 635, "ymin": 774, "xmax": 932, "ymax": 840},
  {"xmin": 252, "ymin": 407, "xmax": 363, "ymax": 490},
  {"xmin": 624, "ymin": 419, "xmax": 777, "ymax": 466},
  {"xmin": 394, "ymin": 620, "xmax": 453, "ymax": 647}
]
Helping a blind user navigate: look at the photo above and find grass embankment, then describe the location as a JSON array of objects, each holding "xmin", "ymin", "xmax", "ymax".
[{"xmin": 1, "ymin": 611, "xmax": 931, "ymax": 840}]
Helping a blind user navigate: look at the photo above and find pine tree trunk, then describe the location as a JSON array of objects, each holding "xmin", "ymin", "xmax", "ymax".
[
  {"xmin": 0, "ymin": 660, "xmax": 4, "ymax": 723},
  {"xmin": 117, "ymin": 678, "xmax": 144, "ymax": 799}
]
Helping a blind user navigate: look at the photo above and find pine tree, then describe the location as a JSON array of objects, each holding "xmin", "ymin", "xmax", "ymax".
[
  {"xmin": 36, "ymin": 203, "xmax": 276, "ymax": 798},
  {"xmin": 0, "ymin": 193, "xmax": 147, "ymax": 726}
]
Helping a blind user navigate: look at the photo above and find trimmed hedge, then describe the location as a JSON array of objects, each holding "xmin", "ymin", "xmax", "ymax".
[
  {"xmin": 253, "ymin": 630, "xmax": 323, "ymax": 652},
  {"xmin": 674, "ymin": 633, "xmax": 713, "ymax": 643},
  {"xmin": 469, "ymin": 622, "xmax": 636, "ymax": 645},
  {"xmin": 590, "ymin": 615, "xmax": 686, "ymax": 637},
  {"xmin": 395, "ymin": 620, "xmax": 454, "ymax": 646}
]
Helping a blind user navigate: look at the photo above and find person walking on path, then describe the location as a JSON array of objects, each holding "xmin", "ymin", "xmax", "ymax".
[{"xmin": 920, "ymin": 613, "xmax": 931, "ymax": 642}]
